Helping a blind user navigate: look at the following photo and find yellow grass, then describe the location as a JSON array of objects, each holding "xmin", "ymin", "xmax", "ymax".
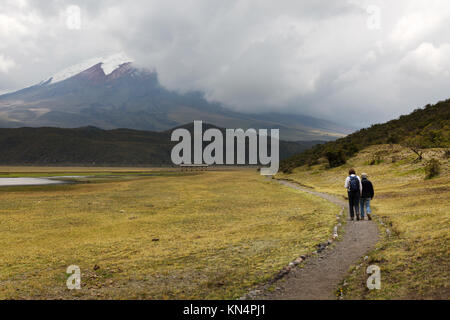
[
  {"xmin": 278, "ymin": 145, "xmax": 450, "ymax": 299},
  {"xmin": 0, "ymin": 166, "xmax": 168, "ymax": 172},
  {"xmin": 0, "ymin": 169, "xmax": 338, "ymax": 299}
]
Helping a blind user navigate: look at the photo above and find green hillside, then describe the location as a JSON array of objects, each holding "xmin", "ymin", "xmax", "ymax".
[{"xmin": 281, "ymin": 99, "xmax": 450, "ymax": 173}]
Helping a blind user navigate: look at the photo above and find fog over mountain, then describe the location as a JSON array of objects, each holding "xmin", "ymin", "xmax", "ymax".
[
  {"xmin": 0, "ymin": 57, "xmax": 350, "ymax": 141},
  {"xmin": 1, "ymin": 0, "xmax": 450, "ymax": 127}
]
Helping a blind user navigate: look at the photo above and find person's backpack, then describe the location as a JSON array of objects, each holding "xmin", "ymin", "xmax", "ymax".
[{"xmin": 349, "ymin": 175, "xmax": 360, "ymax": 193}]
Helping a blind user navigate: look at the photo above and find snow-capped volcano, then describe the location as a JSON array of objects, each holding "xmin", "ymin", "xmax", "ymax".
[
  {"xmin": 0, "ymin": 55, "xmax": 350, "ymax": 141},
  {"xmin": 48, "ymin": 52, "xmax": 132, "ymax": 84}
]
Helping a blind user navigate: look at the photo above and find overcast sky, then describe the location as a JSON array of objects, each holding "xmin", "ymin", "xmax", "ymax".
[{"xmin": 1, "ymin": 0, "xmax": 449, "ymax": 126}]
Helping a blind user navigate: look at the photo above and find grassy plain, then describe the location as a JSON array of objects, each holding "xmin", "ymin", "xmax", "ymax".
[
  {"xmin": 0, "ymin": 168, "xmax": 338, "ymax": 299},
  {"xmin": 278, "ymin": 145, "xmax": 449, "ymax": 299}
]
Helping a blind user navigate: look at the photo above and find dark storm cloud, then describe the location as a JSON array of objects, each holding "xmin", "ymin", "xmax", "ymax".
[{"xmin": 1, "ymin": 0, "xmax": 450, "ymax": 126}]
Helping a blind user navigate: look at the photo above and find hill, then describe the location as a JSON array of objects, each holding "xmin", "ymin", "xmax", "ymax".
[
  {"xmin": 0, "ymin": 125, "xmax": 320, "ymax": 166},
  {"xmin": 0, "ymin": 58, "xmax": 350, "ymax": 141},
  {"xmin": 281, "ymin": 99, "xmax": 450, "ymax": 172}
]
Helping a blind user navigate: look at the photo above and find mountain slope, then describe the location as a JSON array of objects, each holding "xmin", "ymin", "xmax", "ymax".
[
  {"xmin": 0, "ymin": 125, "xmax": 321, "ymax": 166},
  {"xmin": 0, "ymin": 58, "xmax": 350, "ymax": 141},
  {"xmin": 281, "ymin": 99, "xmax": 450, "ymax": 172}
]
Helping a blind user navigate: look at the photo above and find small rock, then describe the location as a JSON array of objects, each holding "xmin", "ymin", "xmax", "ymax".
[
  {"xmin": 277, "ymin": 270, "xmax": 287, "ymax": 278},
  {"xmin": 252, "ymin": 290, "xmax": 261, "ymax": 295},
  {"xmin": 364, "ymin": 256, "xmax": 369, "ymax": 261},
  {"xmin": 300, "ymin": 255, "xmax": 306, "ymax": 260},
  {"xmin": 120, "ymin": 210, "xmax": 125, "ymax": 213},
  {"xmin": 288, "ymin": 262, "xmax": 295, "ymax": 267},
  {"xmin": 294, "ymin": 257, "xmax": 303, "ymax": 264},
  {"xmin": 386, "ymin": 229, "xmax": 391, "ymax": 237}
]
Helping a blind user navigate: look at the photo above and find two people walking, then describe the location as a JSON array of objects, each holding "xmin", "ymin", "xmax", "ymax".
[{"xmin": 344, "ymin": 168, "xmax": 374, "ymax": 221}]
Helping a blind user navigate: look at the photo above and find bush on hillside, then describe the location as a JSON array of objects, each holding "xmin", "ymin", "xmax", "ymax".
[
  {"xmin": 369, "ymin": 151, "xmax": 384, "ymax": 165},
  {"xmin": 403, "ymin": 136, "xmax": 426, "ymax": 162},
  {"xmin": 425, "ymin": 159, "xmax": 441, "ymax": 179},
  {"xmin": 325, "ymin": 150, "xmax": 346, "ymax": 168},
  {"xmin": 387, "ymin": 134, "xmax": 400, "ymax": 144},
  {"xmin": 444, "ymin": 149, "xmax": 450, "ymax": 159}
]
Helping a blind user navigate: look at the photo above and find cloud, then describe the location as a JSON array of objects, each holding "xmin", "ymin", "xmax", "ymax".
[
  {"xmin": 0, "ymin": 0, "xmax": 450, "ymax": 127},
  {"xmin": 400, "ymin": 42, "xmax": 450, "ymax": 77},
  {"xmin": 0, "ymin": 54, "xmax": 16, "ymax": 73}
]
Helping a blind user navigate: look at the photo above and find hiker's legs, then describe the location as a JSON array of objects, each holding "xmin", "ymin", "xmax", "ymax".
[
  {"xmin": 354, "ymin": 194, "xmax": 361, "ymax": 220},
  {"xmin": 348, "ymin": 193, "xmax": 355, "ymax": 219},
  {"xmin": 360, "ymin": 198, "xmax": 366, "ymax": 219},
  {"xmin": 365, "ymin": 198, "xmax": 371, "ymax": 214},
  {"xmin": 365, "ymin": 198, "xmax": 372, "ymax": 220}
]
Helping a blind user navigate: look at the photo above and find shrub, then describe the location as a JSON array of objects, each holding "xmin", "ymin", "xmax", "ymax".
[
  {"xmin": 387, "ymin": 134, "xmax": 399, "ymax": 144},
  {"xmin": 369, "ymin": 156, "xmax": 382, "ymax": 165},
  {"xmin": 283, "ymin": 167, "xmax": 293, "ymax": 174},
  {"xmin": 391, "ymin": 156, "xmax": 399, "ymax": 163},
  {"xmin": 425, "ymin": 159, "xmax": 441, "ymax": 179},
  {"xmin": 444, "ymin": 149, "xmax": 450, "ymax": 159},
  {"xmin": 307, "ymin": 158, "xmax": 319, "ymax": 167},
  {"xmin": 369, "ymin": 151, "xmax": 384, "ymax": 165},
  {"xmin": 325, "ymin": 150, "xmax": 346, "ymax": 168}
]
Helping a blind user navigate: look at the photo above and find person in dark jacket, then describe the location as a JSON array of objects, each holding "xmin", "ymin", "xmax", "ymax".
[{"xmin": 360, "ymin": 173, "xmax": 374, "ymax": 220}]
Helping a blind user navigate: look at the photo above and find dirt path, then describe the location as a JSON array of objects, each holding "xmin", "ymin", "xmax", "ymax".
[{"xmin": 257, "ymin": 179, "xmax": 379, "ymax": 300}]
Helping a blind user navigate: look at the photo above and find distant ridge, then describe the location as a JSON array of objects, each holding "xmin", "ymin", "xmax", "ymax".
[{"xmin": 0, "ymin": 125, "xmax": 323, "ymax": 166}]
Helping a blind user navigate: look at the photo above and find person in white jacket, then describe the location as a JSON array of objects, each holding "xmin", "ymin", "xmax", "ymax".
[{"xmin": 344, "ymin": 168, "xmax": 362, "ymax": 221}]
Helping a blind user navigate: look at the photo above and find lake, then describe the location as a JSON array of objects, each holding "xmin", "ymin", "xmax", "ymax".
[{"xmin": 0, "ymin": 177, "xmax": 70, "ymax": 187}]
